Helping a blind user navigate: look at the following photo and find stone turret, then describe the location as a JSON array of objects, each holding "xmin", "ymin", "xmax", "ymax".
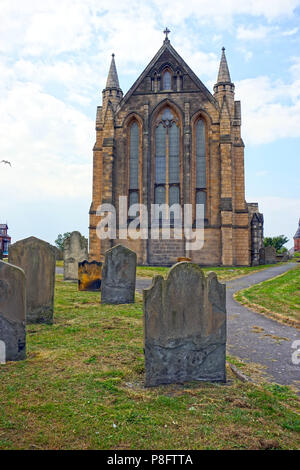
[
  {"xmin": 213, "ymin": 47, "xmax": 235, "ymax": 117},
  {"xmin": 102, "ymin": 53, "xmax": 123, "ymax": 113}
]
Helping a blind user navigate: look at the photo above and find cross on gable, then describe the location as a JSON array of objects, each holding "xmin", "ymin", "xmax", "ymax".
[{"xmin": 163, "ymin": 27, "xmax": 170, "ymax": 40}]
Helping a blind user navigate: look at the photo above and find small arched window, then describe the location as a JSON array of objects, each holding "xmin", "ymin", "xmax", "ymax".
[
  {"xmin": 195, "ymin": 119, "xmax": 206, "ymax": 215},
  {"xmin": 129, "ymin": 121, "xmax": 140, "ymax": 207},
  {"xmin": 162, "ymin": 70, "xmax": 172, "ymax": 90}
]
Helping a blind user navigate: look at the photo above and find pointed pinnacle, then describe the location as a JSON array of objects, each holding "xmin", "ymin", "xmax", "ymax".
[
  {"xmin": 106, "ymin": 53, "xmax": 120, "ymax": 89},
  {"xmin": 217, "ymin": 47, "xmax": 231, "ymax": 83}
]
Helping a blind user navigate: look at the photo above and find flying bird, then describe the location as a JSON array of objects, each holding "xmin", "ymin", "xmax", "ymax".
[{"xmin": 0, "ymin": 160, "xmax": 11, "ymax": 166}]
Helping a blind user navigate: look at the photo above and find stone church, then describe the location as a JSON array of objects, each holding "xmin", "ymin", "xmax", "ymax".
[{"xmin": 89, "ymin": 32, "xmax": 263, "ymax": 266}]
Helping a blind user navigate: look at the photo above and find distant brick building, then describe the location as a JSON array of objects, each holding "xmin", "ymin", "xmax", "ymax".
[
  {"xmin": 89, "ymin": 33, "xmax": 263, "ymax": 266},
  {"xmin": 0, "ymin": 224, "xmax": 11, "ymax": 256},
  {"xmin": 294, "ymin": 219, "xmax": 300, "ymax": 253}
]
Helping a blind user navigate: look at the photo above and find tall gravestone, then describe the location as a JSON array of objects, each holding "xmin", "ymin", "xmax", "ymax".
[
  {"xmin": 0, "ymin": 260, "xmax": 26, "ymax": 361},
  {"xmin": 9, "ymin": 236, "xmax": 55, "ymax": 324},
  {"xmin": 143, "ymin": 262, "xmax": 226, "ymax": 387},
  {"xmin": 64, "ymin": 231, "xmax": 88, "ymax": 281},
  {"xmin": 101, "ymin": 245, "xmax": 136, "ymax": 304}
]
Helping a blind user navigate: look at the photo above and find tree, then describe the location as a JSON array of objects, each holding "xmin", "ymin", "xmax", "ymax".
[
  {"xmin": 264, "ymin": 235, "xmax": 289, "ymax": 252},
  {"xmin": 55, "ymin": 232, "xmax": 71, "ymax": 251}
]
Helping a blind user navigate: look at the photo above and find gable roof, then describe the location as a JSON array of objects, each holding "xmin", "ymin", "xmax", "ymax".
[{"xmin": 120, "ymin": 39, "xmax": 217, "ymax": 107}]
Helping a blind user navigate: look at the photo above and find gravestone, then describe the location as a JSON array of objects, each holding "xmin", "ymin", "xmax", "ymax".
[
  {"xmin": 53, "ymin": 246, "xmax": 63, "ymax": 261},
  {"xmin": 0, "ymin": 260, "xmax": 26, "ymax": 361},
  {"xmin": 259, "ymin": 245, "xmax": 277, "ymax": 265},
  {"xmin": 101, "ymin": 245, "xmax": 136, "ymax": 304},
  {"xmin": 0, "ymin": 340, "xmax": 5, "ymax": 364},
  {"xmin": 143, "ymin": 262, "xmax": 226, "ymax": 387},
  {"xmin": 78, "ymin": 260, "xmax": 102, "ymax": 291},
  {"xmin": 9, "ymin": 236, "xmax": 55, "ymax": 324},
  {"xmin": 64, "ymin": 231, "xmax": 88, "ymax": 281}
]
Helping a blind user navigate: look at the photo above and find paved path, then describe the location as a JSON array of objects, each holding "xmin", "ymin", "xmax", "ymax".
[{"xmin": 136, "ymin": 264, "xmax": 300, "ymax": 390}]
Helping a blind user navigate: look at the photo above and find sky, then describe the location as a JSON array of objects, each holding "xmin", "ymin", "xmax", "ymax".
[{"xmin": 0, "ymin": 0, "xmax": 299, "ymax": 249}]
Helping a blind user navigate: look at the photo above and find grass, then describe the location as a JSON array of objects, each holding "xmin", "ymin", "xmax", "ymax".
[
  {"xmin": 136, "ymin": 263, "xmax": 286, "ymax": 281},
  {"xmin": 0, "ymin": 274, "xmax": 299, "ymax": 450},
  {"xmin": 235, "ymin": 265, "xmax": 300, "ymax": 329},
  {"xmin": 56, "ymin": 260, "xmax": 289, "ymax": 282}
]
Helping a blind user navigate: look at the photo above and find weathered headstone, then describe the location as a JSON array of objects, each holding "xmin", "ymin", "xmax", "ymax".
[
  {"xmin": 9, "ymin": 236, "xmax": 55, "ymax": 324},
  {"xmin": 0, "ymin": 260, "xmax": 26, "ymax": 361},
  {"xmin": 53, "ymin": 246, "xmax": 63, "ymax": 261},
  {"xmin": 0, "ymin": 340, "xmax": 5, "ymax": 364},
  {"xmin": 78, "ymin": 260, "xmax": 102, "ymax": 291},
  {"xmin": 143, "ymin": 262, "xmax": 226, "ymax": 386},
  {"xmin": 101, "ymin": 245, "xmax": 136, "ymax": 304},
  {"xmin": 259, "ymin": 245, "xmax": 277, "ymax": 265},
  {"xmin": 64, "ymin": 231, "xmax": 88, "ymax": 281}
]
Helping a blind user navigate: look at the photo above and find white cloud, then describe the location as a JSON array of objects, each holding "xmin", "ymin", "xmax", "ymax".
[
  {"xmin": 282, "ymin": 27, "xmax": 299, "ymax": 36},
  {"xmin": 235, "ymin": 73, "xmax": 300, "ymax": 145},
  {"xmin": 0, "ymin": 82, "xmax": 93, "ymax": 203},
  {"xmin": 237, "ymin": 25, "xmax": 274, "ymax": 40}
]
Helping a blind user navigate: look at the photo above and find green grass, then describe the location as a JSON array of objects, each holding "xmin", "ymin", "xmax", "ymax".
[
  {"xmin": 56, "ymin": 260, "xmax": 288, "ymax": 282},
  {"xmin": 0, "ymin": 274, "xmax": 299, "ymax": 450},
  {"xmin": 235, "ymin": 265, "xmax": 300, "ymax": 328},
  {"xmin": 136, "ymin": 264, "xmax": 285, "ymax": 281}
]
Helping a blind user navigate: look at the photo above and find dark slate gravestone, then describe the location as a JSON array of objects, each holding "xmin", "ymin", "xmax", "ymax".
[
  {"xmin": 101, "ymin": 245, "xmax": 137, "ymax": 304},
  {"xmin": 78, "ymin": 260, "xmax": 102, "ymax": 291},
  {"xmin": 259, "ymin": 245, "xmax": 277, "ymax": 265},
  {"xmin": 64, "ymin": 231, "xmax": 88, "ymax": 281},
  {"xmin": 0, "ymin": 260, "xmax": 26, "ymax": 361},
  {"xmin": 143, "ymin": 262, "xmax": 226, "ymax": 387},
  {"xmin": 9, "ymin": 236, "xmax": 56, "ymax": 324}
]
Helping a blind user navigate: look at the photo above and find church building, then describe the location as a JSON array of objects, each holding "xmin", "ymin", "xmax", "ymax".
[{"xmin": 89, "ymin": 31, "xmax": 263, "ymax": 266}]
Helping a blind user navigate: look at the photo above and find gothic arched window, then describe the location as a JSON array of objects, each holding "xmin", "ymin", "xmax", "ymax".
[
  {"xmin": 154, "ymin": 107, "xmax": 180, "ymax": 206},
  {"xmin": 128, "ymin": 120, "xmax": 140, "ymax": 207},
  {"xmin": 162, "ymin": 70, "xmax": 172, "ymax": 90},
  {"xmin": 195, "ymin": 118, "xmax": 207, "ymax": 214}
]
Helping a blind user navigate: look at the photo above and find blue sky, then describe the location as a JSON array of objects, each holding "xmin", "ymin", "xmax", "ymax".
[{"xmin": 0, "ymin": 0, "xmax": 299, "ymax": 249}]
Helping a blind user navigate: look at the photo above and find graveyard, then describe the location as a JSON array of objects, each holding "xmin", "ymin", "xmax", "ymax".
[{"xmin": 0, "ymin": 245, "xmax": 300, "ymax": 449}]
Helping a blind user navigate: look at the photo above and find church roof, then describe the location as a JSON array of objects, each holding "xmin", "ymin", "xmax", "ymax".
[
  {"xmin": 217, "ymin": 47, "xmax": 231, "ymax": 83},
  {"xmin": 294, "ymin": 218, "xmax": 300, "ymax": 239},
  {"xmin": 105, "ymin": 54, "xmax": 121, "ymax": 89},
  {"xmin": 121, "ymin": 37, "xmax": 217, "ymax": 106}
]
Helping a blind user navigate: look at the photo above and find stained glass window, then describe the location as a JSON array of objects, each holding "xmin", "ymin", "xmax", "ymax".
[
  {"xmin": 129, "ymin": 190, "xmax": 139, "ymax": 207},
  {"xmin": 163, "ymin": 71, "xmax": 171, "ymax": 90},
  {"xmin": 155, "ymin": 185, "xmax": 166, "ymax": 204},
  {"xmin": 169, "ymin": 123, "xmax": 179, "ymax": 184},
  {"xmin": 169, "ymin": 185, "xmax": 179, "ymax": 206},
  {"xmin": 155, "ymin": 108, "xmax": 180, "ymax": 207},
  {"xmin": 196, "ymin": 119, "xmax": 206, "ymax": 188},
  {"xmin": 129, "ymin": 122, "xmax": 139, "ymax": 190},
  {"xmin": 155, "ymin": 123, "xmax": 166, "ymax": 184}
]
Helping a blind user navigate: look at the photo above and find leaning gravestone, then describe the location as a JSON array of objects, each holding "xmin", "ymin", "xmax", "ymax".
[
  {"xmin": 64, "ymin": 231, "xmax": 88, "ymax": 281},
  {"xmin": 143, "ymin": 262, "xmax": 226, "ymax": 387},
  {"xmin": 101, "ymin": 245, "xmax": 136, "ymax": 304},
  {"xmin": 0, "ymin": 260, "xmax": 26, "ymax": 361},
  {"xmin": 78, "ymin": 260, "xmax": 102, "ymax": 291},
  {"xmin": 9, "ymin": 236, "xmax": 55, "ymax": 324}
]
